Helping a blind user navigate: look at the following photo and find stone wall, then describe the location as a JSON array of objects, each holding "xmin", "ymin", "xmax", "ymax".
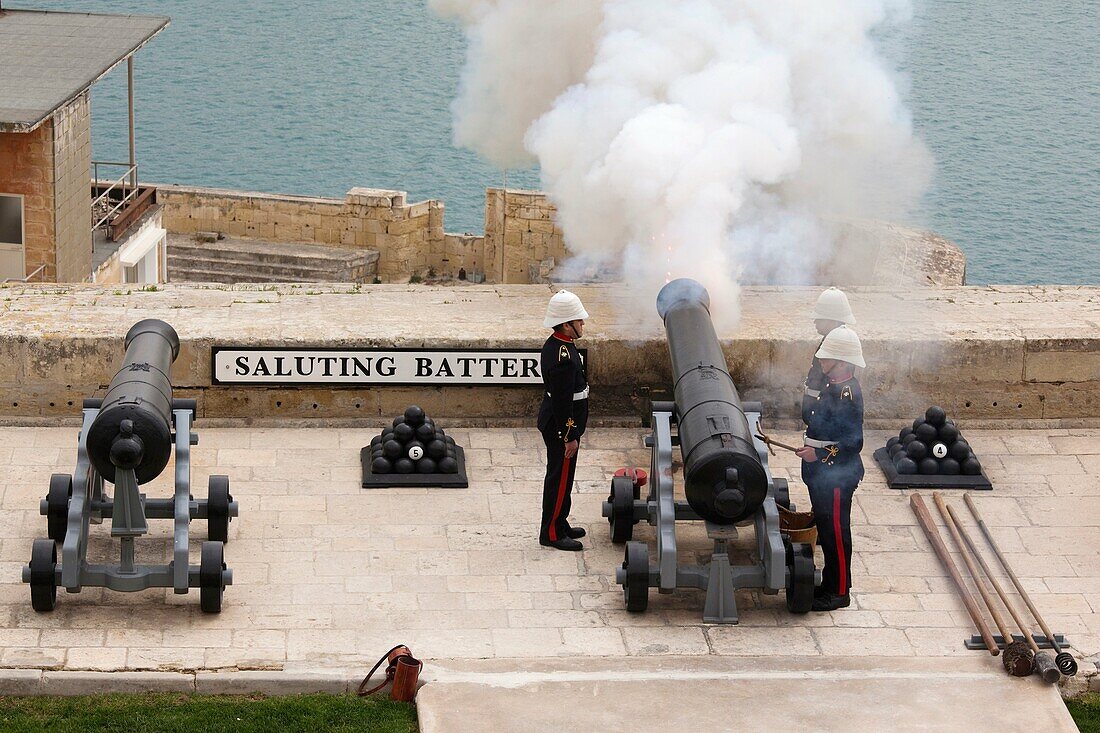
[
  {"xmin": 52, "ymin": 94, "xmax": 92, "ymax": 283},
  {"xmin": 484, "ymin": 188, "xmax": 565, "ymax": 284},
  {"xmin": 157, "ymin": 183, "xmax": 964, "ymax": 286},
  {"xmin": 158, "ymin": 184, "xmax": 444, "ymax": 282},
  {"xmin": 0, "ymin": 119, "xmax": 55, "ymax": 279},
  {"xmin": 0, "ymin": 283, "xmax": 1096, "ymax": 424}
]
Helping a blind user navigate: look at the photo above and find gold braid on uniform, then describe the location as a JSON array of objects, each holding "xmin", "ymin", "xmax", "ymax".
[
  {"xmin": 563, "ymin": 418, "xmax": 576, "ymax": 442},
  {"xmin": 821, "ymin": 444, "xmax": 839, "ymax": 464}
]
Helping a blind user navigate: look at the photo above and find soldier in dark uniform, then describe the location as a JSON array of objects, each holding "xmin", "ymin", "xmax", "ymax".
[
  {"xmin": 538, "ymin": 290, "xmax": 590, "ymax": 551},
  {"xmin": 795, "ymin": 325, "xmax": 865, "ymax": 611},
  {"xmin": 803, "ymin": 287, "xmax": 856, "ymax": 426}
]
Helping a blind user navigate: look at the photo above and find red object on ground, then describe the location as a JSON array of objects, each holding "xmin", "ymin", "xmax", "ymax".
[{"xmin": 614, "ymin": 467, "xmax": 648, "ymax": 487}]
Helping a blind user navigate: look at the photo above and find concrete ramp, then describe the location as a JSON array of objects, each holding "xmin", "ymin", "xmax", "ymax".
[{"xmin": 416, "ymin": 657, "xmax": 1077, "ymax": 733}]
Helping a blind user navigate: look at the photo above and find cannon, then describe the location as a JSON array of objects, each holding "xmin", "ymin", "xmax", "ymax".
[
  {"xmin": 602, "ymin": 279, "xmax": 817, "ymax": 622},
  {"xmin": 22, "ymin": 319, "xmax": 238, "ymax": 613}
]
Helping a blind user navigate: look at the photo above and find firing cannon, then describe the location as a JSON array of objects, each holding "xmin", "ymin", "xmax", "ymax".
[
  {"xmin": 603, "ymin": 279, "xmax": 817, "ymax": 622},
  {"xmin": 22, "ymin": 319, "xmax": 238, "ymax": 613}
]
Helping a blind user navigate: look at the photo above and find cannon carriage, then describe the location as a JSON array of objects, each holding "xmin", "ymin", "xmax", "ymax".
[
  {"xmin": 23, "ymin": 319, "xmax": 238, "ymax": 613},
  {"xmin": 603, "ymin": 279, "xmax": 817, "ymax": 622}
]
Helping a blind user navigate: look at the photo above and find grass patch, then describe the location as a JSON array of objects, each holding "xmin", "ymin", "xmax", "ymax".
[
  {"xmin": 1069, "ymin": 693, "xmax": 1100, "ymax": 733},
  {"xmin": 0, "ymin": 693, "xmax": 416, "ymax": 733}
]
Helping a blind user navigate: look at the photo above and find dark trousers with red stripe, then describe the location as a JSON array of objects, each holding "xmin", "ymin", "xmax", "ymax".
[
  {"xmin": 539, "ymin": 428, "xmax": 578, "ymax": 543},
  {"xmin": 807, "ymin": 479, "xmax": 857, "ymax": 596}
]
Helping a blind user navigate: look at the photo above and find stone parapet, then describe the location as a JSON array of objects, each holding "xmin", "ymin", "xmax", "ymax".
[{"xmin": 0, "ymin": 283, "xmax": 1095, "ymax": 422}]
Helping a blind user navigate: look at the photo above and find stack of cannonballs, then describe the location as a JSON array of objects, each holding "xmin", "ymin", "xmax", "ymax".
[
  {"xmin": 885, "ymin": 406, "xmax": 982, "ymax": 476},
  {"xmin": 368, "ymin": 406, "xmax": 460, "ymax": 475}
]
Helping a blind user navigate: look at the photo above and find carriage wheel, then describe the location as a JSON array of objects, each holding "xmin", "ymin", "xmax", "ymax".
[
  {"xmin": 623, "ymin": 541, "xmax": 650, "ymax": 613},
  {"xmin": 199, "ymin": 541, "xmax": 225, "ymax": 614},
  {"xmin": 29, "ymin": 539, "xmax": 57, "ymax": 612},
  {"xmin": 46, "ymin": 474, "xmax": 72, "ymax": 543}
]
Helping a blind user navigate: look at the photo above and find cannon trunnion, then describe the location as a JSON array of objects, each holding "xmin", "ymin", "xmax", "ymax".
[
  {"xmin": 22, "ymin": 319, "xmax": 239, "ymax": 613},
  {"xmin": 604, "ymin": 279, "xmax": 817, "ymax": 623}
]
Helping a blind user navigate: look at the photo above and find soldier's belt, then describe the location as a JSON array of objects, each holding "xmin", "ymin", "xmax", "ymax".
[
  {"xmin": 803, "ymin": 387, "xmax": 821, "ymax": 398},
  {"xmin": 803, "ymin": 437, "xmax": 837, "ymax": 449},
  {"xmin": 546, "ymin": 386, "xmax": 589, "ymax": 401}
]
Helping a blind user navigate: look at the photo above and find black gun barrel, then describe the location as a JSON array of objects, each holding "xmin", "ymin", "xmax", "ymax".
[
  {"xmin": 86, "ymin": 319, "xmax": 181, "ymax": 483},
  {"xmin": 656, "ymin": 279, "xmax": 768, "ymax": 524}
]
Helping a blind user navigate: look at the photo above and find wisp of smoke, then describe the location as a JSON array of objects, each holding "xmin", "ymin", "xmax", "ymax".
[{"xmin": 433, "ymin": 0, "xmax": 931, "ymax": 326}]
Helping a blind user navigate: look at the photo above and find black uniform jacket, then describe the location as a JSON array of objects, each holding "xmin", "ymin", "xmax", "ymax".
[
  {"xmin": 802, "ymin": 376, "xmax": 865, "ymax": 487},
  {"xmin": 802, "ymin": 347, "xmax": 828, "ymax": 425},
  {"xmin": 538, "ymin": 333, "xmax": 588, "ymax": 442}
]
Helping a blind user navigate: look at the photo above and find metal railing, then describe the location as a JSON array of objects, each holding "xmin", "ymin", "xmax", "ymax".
[
  {"xmin": 2, "ymin": 263, "xmax": 48, "ymax": 284},
  {"xmin": 91, "ymin": 161, "xmax": 139, "ymax": 234}
]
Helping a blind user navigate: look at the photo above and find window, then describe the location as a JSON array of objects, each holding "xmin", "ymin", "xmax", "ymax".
[
  {"xmin": 0, "ymin": 194, "xmax": 25, "ymax": 281},
  {"xmin": 0, "ymin": 194, "xmax": 23, "ymax": 247}
]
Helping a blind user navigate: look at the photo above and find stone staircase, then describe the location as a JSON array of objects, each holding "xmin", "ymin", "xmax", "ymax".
[{"xmin": 167, "ymin": 234, "xmax": 379, "ymax": 284}]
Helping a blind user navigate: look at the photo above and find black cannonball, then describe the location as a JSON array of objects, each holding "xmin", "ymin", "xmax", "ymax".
[
  {"xmin": 961, "ymin": 456, "xmax": 982, "ymax": 475},
  {"xmin": 906, "ymin": 440, "xmax": 928, "ymax": 460},
  {"xmin": 438, "ymin": 456, "xmax": 458, "ymax": 473},
  {"xmin": 900, "ymin": 426, "xmax": 914, "ymax": 440},
  {"xmin": 372, "ymin": 456, "xmax": 392, "ymax": 474},
  {"xmin": 444, "ymin": 435, "xmax": 456, "ymax": 446},
  {"xmin": 938, "ymin": 423, "xmax": 960, "ymax": 444},
  {"xmin": 416, "ymin": 423, "xmax": 436, "ymax": 442},
  {"xmin": 939, "ymin": 458, "xmax": 961, "ymax": 475},
  {"xmin": 383, "ymin": 440, "xmax": 402, "ymax": 459},
  {"xmin": 371, "ymin": 447, "xmax": 383, "ymax": 460},
  {"xmin": 919, "ymin": 457, "xmax": 940, "ymax": 475},
  {"xmin": 895, "ymin": 456, "xmax": 918, "ymax": 474},
  {"xmin": 382, "ymin": 429, "xmax": 395, "ymax": 443},
  {"xmin": 902, "ymin": 432, "xmax": 919, "ymax": 446},
  {"xmin": 925, "ymin": 405, "xmax": 947, "ymax": 427},
  {"xmin": 434, "ymin": 430, "xmax": 447, "ymax": 444},
  {"xmin": 949, "ymin": 441, "xmax": 972, "ymax": 462},
  {"xmin": 404, "ymin": 405, "xmax": 426, "ymax": 426},
  {"xmin": 915, "ymin": 423, "xmax": 939, "ymax": 444},
  {"xmin": 416, "ymin": 457, "xmax": 437, "ymax": 474},
  {"xmin": 886, "ymin": 436, "xmax": 900, "ymax": 450},
  {"xmin": 913, "ymin": 418, "xmax": 925, "ymax": 432},
  {"xmin": 394, "ymin": 422, "xmax": 415, "ymax": 443},
  {"xmin": 445, "ymin": 447, "xmax": 456, "ymax": 459},
  {"xmin": 394, "ymin": 458, "xmax": 415, "ymax": 474},
  {"xmin": 427, "ymin": 439, "xmax": 447, "ymax": 460},
  {"xmin": 392, "ymin": 415, "xmax": 406, "ymax": 428},
  {"xmin": 889, "ymin": 443, "xmax": 905, "ymax": 458},
  {"xmin": 371, "ymin": 434, "xmax": 383, "ymax": 447},
  {"xmin": 931, "ymin": 442, "xmax": 949, "ymax": 459},
  {"xmin": 405, "ymin": 440, "xmax": 426, "ymax": 461}
]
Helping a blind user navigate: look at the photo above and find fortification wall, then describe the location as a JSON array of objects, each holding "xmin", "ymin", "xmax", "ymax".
[
  {"xmin": 0, "ymin": 283, "xmax": 1094, "ymax": 425},
  {"xmin": 158, "ymin": 184, "xmax": 964, "ymax": 286}
]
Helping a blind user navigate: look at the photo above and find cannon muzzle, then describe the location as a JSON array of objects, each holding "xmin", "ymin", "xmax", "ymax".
[
  {"xmin": 656, "ymin": 279, "xmax": 768, "ymax": 524},
  {"xmin": 86, "ymin": 319, "xmax": 180, "ymax": 483}
]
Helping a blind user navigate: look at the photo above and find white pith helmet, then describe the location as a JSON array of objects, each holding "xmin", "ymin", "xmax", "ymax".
[
  {"xmin": 543, "ymin": 289, "xmax": 589, "ymax": 328},
  {"xmin": 812, "ymin": 287, "xmax": 856, "ymax": 325},
  {"xmin": 815, "ymin": 325, "xmax": 866, "ymax": 368}
]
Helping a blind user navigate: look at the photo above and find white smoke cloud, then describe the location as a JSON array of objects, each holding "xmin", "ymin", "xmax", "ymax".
[{"xmin": 434, "ymin": 0, "xmax": 931, "ymax": 324}]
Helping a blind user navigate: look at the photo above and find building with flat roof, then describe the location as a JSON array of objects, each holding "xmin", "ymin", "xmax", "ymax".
[{"xmin": 0, "ymin": 5, "xmax": 169, "ymax": 283}]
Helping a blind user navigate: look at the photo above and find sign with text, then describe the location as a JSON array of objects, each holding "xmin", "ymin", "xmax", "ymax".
[{"xmin": 210, "ymin": 347, "xmax": 581, "ymax": 386}]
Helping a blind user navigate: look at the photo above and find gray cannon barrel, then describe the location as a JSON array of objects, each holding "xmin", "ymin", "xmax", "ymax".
[
  {"xmin": 86, "ymin": 319, "xmax": 181, "ymax": 484},
  {"xmin": 656, "ymin": 279, "xmax": 768, "ymax": 524}
]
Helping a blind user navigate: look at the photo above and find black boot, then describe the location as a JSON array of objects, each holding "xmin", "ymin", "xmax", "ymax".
[
  {"xmin": 540, "ymin": 537, "xmax": 583, "ymax": 552},
  {"xmin": 566, "ymin": 526, "xmax": 586, "ymax": 539},
  {"xmin": 811, "ymin": 594, "xmax": 851, "ymax": 612}
]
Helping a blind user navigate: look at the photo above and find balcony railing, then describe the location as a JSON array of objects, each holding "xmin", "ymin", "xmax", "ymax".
[{"xmin": 91, "ymin": 161, "xmax": 139, "ymax": 234}]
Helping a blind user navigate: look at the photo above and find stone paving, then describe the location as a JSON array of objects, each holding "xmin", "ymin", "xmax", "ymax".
[{"xmin": 0, "ymin": 425, "xmax": 1097, "ymax": 690}]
